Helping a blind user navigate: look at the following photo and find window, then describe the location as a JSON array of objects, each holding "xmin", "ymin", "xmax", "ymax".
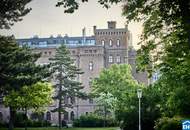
[
  {"xmin": 109, "ymin": 40, "xmax": 113, "ymax": 47},
  {"xmin": 89, "ymin": 61, "xmax": 93, "ymax": 71},
  {"xmin": 89, "ymin": 98, "xmax": 93, "ymax": 104},
  {"xmin": 89, "ymin": 50, "xmax": 92, "ymax": 53},
  {"xmin": 108, "ymin": 55, "xmax": 113, "ymax": 63},
  {"xmin": 70, "ymin": 111, "xmax": 74, "ymax": 121},
  {"xmin": 46, "ymin": 111, "xmax": 51, "ymax": 121},
  {"xmin": 101, "ymin": 40, "xmax": 105, "ymax": 46},
  {"xmin": 49, "ymin": 51, "xmax": 51, "ymax": 55},
  {"xmin": 0, "ymin": 112, "xmax": 3, "ymax": 121},
  {"xmin": 64, "ymin": 111, "xmax": 69, "ymax": 120},
  {"xmin": 72, "ymin": 50, "xmax": 76, "ymax": 54},
  {"xmin": 70, "ymin": 97, "xmax": 75, "ymax": 104},
  {"xmin": 116, "ymin": 55, "xmax": 121, "ymax": 63},
  {"xmin": 117, "ymin": 39, "xmax": 120, "ymax": 47},
  {"xmin": 64, "ymin": 96, "xmax": 69, "ymax": 104}
]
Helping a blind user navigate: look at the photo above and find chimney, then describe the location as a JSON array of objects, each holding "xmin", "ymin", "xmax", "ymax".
[
  {"xmin": 108, "ymin": 21, "xmax": 116, "ymax": 29},
  {"xmin": 82, "ymin": 27, "xmax": 86, "ymax": 44},
  {"xmin": 93, "ymin": 26, "xmax": 96, "ymax": 35}
]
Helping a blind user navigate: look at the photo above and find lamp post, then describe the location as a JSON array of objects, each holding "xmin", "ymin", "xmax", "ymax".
[{"xmin": 137, "ymin": 89, "xmax": 142, "ymax": 130}]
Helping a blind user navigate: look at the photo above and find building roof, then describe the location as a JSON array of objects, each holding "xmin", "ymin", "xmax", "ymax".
[{"xmin": 17, "ymin": 36, "xmax": 96, "ymax": 48}]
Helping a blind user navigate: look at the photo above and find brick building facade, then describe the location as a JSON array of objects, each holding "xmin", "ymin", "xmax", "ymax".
[{"xmin": 0, "ymin": 21, "xmax": 149, "ymax": 124}]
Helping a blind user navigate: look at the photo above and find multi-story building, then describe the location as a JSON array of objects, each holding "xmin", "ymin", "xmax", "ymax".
[{"xmin": 0, "ymin": 21, "xmax": 149, "ymax": 124}]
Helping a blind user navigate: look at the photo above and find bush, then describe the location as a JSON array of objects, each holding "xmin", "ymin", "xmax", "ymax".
[
  {"xmin": 14, "ymin": 112, "xmax": 51, "ymax": 127},
  {"xmin": 73, "ymin": 114, "xmax": 117, "ymax": 127},
  {"xmin": 0, "ymin": 122, "xmax": 8, "ymax": 128},
  {"xmin": 154, "ymin": 117, "xmax": 182, "ymax": 130}
]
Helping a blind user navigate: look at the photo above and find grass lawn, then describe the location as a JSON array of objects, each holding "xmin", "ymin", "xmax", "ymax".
[{"xmin": 0, "ymin": 127, "xmax": 118, "ymax": 130}]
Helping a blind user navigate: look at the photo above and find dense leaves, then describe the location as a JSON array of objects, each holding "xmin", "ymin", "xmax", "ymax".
[
  {"xmin": 3, "ymin": 82, "xmax": 54, "ymax": 111},
  {"xmin": 0, "ymin": 0, "xmax": 32, "ymax": 29},
  {"xmin": 0, "ymin": 36, "xmax": 50, "ymax": 96},
  {"xmin": 0, "ymin": 35, "xmax": 51, "ymax": 130},
  {"xmin": 92, "ymin": 64, "xmax": 161, "ymax": 130}
]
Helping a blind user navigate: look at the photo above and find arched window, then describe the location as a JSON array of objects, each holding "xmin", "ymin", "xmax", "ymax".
[
  {"xmin": 109, "ymin": 40, "xmax": 113, "ymax": 47},
  {"xmin": 89, "ymin": 61, "xmax": 93, "ymax": 71},
  {"xmin": 64, "ymin": 96, "xmax": 69, "ymax": 104},
  {"xmin": 101, "ymin": 40, "xmax": 105, "ymax": 46},
  {"xmin": 116, "ymin": 39, "xmax": 120, "ymax": 47},
  {"xmin": 70, "ymin": 97, "xmax": 75, "ymax": 104},
  {"xmin": 46, "ymin": 111, "xmax": 51, "ymax": 121},
  {"xmin": 64, "ymin": 111, "xmax": 69, "ymax": 120},
  {"xmin": 0, "ymin": 112, "xmax": 3, "ymax": 121},
  {"xmin": 70, "ymin": 111, "xmax": 74, "ymax": 121}
]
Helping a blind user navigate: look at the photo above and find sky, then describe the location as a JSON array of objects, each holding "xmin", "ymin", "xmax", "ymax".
[{"xmin": 0, "ymin": 0, "xmax": 143, "ymax": 48}]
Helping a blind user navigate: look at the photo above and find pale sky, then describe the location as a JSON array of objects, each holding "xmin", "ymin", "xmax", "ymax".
[{"xmin": 0, "ymin": 0, "xmax": 143, "ymax": 48}]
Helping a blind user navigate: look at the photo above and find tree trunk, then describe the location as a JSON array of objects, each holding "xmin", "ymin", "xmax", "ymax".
[
  {"xmin": 24, "ymin": 108, "xmax": 28, "ymax": 130},
  {"xmin": 58, "ymin": 82, "xmax": 62, "ymax": 129},
  {"xmin": 58, "ymin": 98, "xmax": 62, "ymax": 129},
  {"xmin": 104, "ymin": 106, "xmax": 107, "ymax": 127},
  {"xmin": 8, "ymin": 107, "xmax": 15, "ymax": 130}
]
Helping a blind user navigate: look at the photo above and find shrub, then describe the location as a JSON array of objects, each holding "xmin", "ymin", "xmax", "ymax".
[
  {"xmin": 0, "ymin": 122, "xmax": 8, "ymax": 128},
  {"xmin": 14, "ymin": 112, "xmax": 51, "ymax": 127},
  {"xmin": 73, "ymin": 114, "xmax": 117, "ymax": 127},
  {"xmin": 154, "ymin": 117, "xmax": 182, "ymax": 130}
]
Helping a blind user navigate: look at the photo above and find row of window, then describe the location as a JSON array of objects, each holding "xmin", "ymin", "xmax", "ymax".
[
  {"xmin": 84, "ymin": 49, "xmax": 97, "ymax": 53},
  {"xmin": 101, "ymin": 39, "xmax": 120, "ymax": 47},
  {"xmin": 96, "ymin": 31, "xmax": 127, "ymax": 35},
  {"xmin": 108, "ymin": 55, "xmax": 121, "ymax": 63},
  {"xmin": 44, "ymin": 51, "xmax": 52, "ymax": 55}
]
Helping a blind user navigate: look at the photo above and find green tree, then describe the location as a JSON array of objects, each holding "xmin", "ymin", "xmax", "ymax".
[
  {"xmin": 49, "ymin": 44, "xmax": 87, "ymax": 129},
  {"xmin": 4, "ymin": 82, "xmax": 54, "ymax": 130},
  {"xmin": 95, "ymin": 92, "xmax": 117, "ymax": 127},
  {"xmin": 0, "ymin": 36, "xmax": 51, "ymax": 130},
  {"xmin": 92, "ymin": 64, "xmax": 161, "ymax": 130},
  {"xmin": 0, "ymin": 0, "xmax": 32, "ymax": 29}
]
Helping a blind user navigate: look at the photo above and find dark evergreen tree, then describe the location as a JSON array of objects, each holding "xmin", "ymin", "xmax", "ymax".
[
  {"xmin": 50, "ymin": 44, "xmax": 87, "ymax": 129},
  {"xmin": 0, "ymin": 35, "xmax": 51, "ymax": 130}
]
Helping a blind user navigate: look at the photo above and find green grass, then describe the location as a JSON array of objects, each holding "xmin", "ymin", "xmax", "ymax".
[{"xmin": 0, "ymin": 127, "xmax": 118, "ymax": 130}]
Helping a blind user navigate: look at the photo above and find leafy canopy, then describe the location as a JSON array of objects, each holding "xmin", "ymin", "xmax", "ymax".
[
  {"xmin": 0, "ymin": 0, "xmax": 32, "ymax": 29},
  {"xmin": 92, "ymin": 64, "xmax": 161, "ymax": 130},
  {"xmin": 3, "ymin": 82, "xmax": 54, "ymax": 112},
  {"xmin": 0, "ymin": 35, "xmax": 50, "ymax": 96}
]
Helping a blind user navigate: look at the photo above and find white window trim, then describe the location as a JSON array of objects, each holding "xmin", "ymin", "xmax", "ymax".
[{"xmin": 108, "ymin": 55, "xmax": 113, "ymax": 63}]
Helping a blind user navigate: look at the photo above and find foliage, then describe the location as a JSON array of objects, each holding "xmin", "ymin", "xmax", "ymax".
[
  {"xmin": 154, "ymin": 117, "xmax": 182, "ymax": 130},
  {"xmin": 0, "ymin": 128, "xmax": 118, "ymax": 130},
  {"xmin": 3, "ymin": 82, "xmax": 54, "ymax": 111},
  {"xmin": 0, "ymin": 35, "xmax": 51, "ymax": 130},
  {"xmin": 0, "ymin": 36, "xmax": 50, "ymax": 98},
  {"xmin": 73, "ymin": 114, "xmax": 117, "ymax": 127},
  {"xmin": 94, "ymin": 92, "xmax": 117, "ymax": 118},
  {"xmin": 14, "ymin": 112, "xmax": 51, "ymax": 127},
  {"xmin": 55, "ymin": 0, "xmax": 122, "ymax": 13},
  {"xmin": 49, "ymin": 44, "xmax": 87, "ymax": 128},
  {"xmin": 92, "ymin": 64, "xmax": 161, "ymax": 130},
  {"xmin": 0, "ymin": 0, "xmax": 32, "ymax": 29}
]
